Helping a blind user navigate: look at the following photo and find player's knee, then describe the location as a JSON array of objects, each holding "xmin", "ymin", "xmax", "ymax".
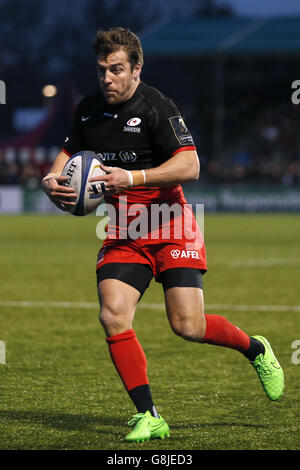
[
  {"xmin": 170, "ymin": 315, "xmax": 206, "ymax": 342},
  {"xmin": 99, "ymin": 302, "xmax": 128, "ymax": 334},
  {"xmin": 99, "ymin": 307, "xmax": 122, "ymax": 329}
]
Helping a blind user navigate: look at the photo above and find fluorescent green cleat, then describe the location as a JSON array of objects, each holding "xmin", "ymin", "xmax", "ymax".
[
  {"xmin": 251, "ymin": 335, "xmax": 284, "ymax": 401},
  {"xmin": 125, "ymin": 411, "xmax": 170, "ymax": 442}
]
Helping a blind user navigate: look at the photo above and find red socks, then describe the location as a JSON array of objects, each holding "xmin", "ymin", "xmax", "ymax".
[
  {"xmin": 202, "ymin": 313, "xmax": 250, "ymax": 352},
  {"xmin": 106, "ymin": 329, "xmax": 148, "ymax": 392},
  {"xmin": 105, "ymin": 316, "xmax": 250, "ymax": 404}
]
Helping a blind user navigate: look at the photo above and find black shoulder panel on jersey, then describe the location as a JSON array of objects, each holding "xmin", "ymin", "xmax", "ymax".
[
  {"xmin": 62, "ymin": 82, "xmax": 195, "ymax": 168},
  {"xmin": 137, "ymin": 82, "xmax": 195, "ymax": 155},
  {"xmin": 137, "ymin": 82, "xmax": 183, "ymax": 130}
]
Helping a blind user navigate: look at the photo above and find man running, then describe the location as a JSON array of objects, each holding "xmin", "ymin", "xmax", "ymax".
[{"xmin": 42, "ymin": 27, "xmax": 284, "ymax": 443}]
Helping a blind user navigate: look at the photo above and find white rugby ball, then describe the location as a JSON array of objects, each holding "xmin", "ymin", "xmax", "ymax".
[{"xmin": 61, "ymin": 151, "xmax": 105, "ymax": 216}]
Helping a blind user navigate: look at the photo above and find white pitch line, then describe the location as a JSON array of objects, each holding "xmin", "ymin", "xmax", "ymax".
[
  {"xmin": 228, "ymin": 258, "xmax": 300, "ymax": 268},
  {"xmin": 0, "ymin": 300, "xmax": 98, "ymax": 309},
  {"xmin": 206, "ymin": 304, "xmax": 300, "ymax": 313},
  {"xmin": 0, "ymin": 300, "xmax": 299, "ymax": 312}
]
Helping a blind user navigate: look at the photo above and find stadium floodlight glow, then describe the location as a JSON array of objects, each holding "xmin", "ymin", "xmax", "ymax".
[{"xmin": 42, "ymin": 84, "xmax": 57, "ymax": 98}]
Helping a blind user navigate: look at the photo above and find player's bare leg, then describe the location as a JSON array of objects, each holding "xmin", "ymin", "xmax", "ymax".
[
  {"xmin": 98, "ymin": 278, "xmax": 139, "ymax": 336},
  {"xmin": 165, "ymin": 286, "xmax": 257, "ymax": 349},
  {"xmin": 164, "ymin": 287, "xmax": 206, "ymax": 341}
]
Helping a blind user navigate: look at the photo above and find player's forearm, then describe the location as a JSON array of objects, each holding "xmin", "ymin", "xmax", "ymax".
[
  {"xmin": 141, "ymin": 151, "xmax": 200, "ymax": 187},
  {"xmin": 48, "ymin": 151, "xmax": 71, "ymax": 176},
  {"xmin": 41, "ymin": 150, "xmax": 71, "ymax": 188},
  {"xmin": 88, "ymin": 151, "xmax": 200, "ymax": 194}
]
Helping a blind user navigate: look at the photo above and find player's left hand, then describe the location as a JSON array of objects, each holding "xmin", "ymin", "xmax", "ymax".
[{"xmin": 88, "ymin": 163, "xmax": 131, "ymax": 194}]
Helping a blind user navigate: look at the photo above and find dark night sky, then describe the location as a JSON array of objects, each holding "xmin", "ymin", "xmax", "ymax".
[{"xmin": 217, "ymin": 0, "xmax": 300, "ymax": 17}]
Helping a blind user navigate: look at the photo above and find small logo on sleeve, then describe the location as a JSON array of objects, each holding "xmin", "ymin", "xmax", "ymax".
[{"xmin": 169, "ymin": 116, "xmax": 194, "ymax": 145}]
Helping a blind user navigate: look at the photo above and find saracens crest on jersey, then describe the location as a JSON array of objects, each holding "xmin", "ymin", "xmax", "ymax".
[{"xmin": 123, "ymin": 117, "xmax": 142, "ymax": 133}]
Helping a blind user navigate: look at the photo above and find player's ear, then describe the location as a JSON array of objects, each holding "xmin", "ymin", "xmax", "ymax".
[{"xmin": 133, "ymin": 63, "xmax": 142, "ymax": 80}]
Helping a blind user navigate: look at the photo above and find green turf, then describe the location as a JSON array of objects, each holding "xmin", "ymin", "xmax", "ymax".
[{"xmin": 0, "ymin": 213, "xmax": 299, "ymax": 450}]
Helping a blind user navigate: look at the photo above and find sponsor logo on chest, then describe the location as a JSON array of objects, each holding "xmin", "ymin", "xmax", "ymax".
[
  {"xmin": 97, "ymin": 150, "xmax": 137, "ymax": 163},
  {"xmin": 123, "ymin": 117, "xmax": 141, "ymax": 133}
]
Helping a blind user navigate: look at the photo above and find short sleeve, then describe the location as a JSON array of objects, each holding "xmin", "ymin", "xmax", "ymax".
[
  {"xmin": 62, "ymin": 99, "xmax": 86, "ymax": 156},
  {"xmin": 150, "ymin": 97, "xmax": 196, "ymax": 160}
]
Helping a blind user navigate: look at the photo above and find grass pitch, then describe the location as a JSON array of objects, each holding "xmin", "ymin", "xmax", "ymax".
[{"xmin": 0, "ymin": 213, "xmax": 299, "ymax": 450}]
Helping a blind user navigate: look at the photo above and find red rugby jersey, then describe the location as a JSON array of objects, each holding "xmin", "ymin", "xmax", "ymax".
[{"xmin": 62, "ymin": 82, "xmax": 202, "ymax": 245}]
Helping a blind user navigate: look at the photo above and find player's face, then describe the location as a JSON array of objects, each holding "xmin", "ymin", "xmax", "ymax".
[{"xmin": 97, "ymin": 49, "xmax": 141, "ymax": 105}]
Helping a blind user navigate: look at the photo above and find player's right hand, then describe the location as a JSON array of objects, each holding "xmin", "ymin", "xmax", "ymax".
[{"xmin": 41, "ymin": 173, "xmax": 78, "ymax": 211}]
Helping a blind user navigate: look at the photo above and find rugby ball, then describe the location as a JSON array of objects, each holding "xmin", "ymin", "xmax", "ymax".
[{"xmin": 61, "ymin": 150, "xmax": 105, "ymax": 216}]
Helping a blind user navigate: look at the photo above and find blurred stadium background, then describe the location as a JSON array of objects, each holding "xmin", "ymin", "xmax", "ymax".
[{"xmin": 1, "ymin": 0, "xmax": 300, "ymax": 213}]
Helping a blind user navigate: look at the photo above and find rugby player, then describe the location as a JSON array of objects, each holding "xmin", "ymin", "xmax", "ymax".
[{"xmin": 42, "ymin": 27, "xmax": 284, "ymax": 442}]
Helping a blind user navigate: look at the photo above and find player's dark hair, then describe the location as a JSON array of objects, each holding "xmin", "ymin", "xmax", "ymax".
[{"xmin": 93, "ymin": 27, "xmax": 144, "ymax": 69}]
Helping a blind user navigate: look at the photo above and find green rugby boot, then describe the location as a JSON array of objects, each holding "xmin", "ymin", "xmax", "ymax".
[
  {"xmin": 125, "ymin": 411, "xmax": 170, "ymax": 442},
  {"xmin": 251, "ymin": 335, "xmax": 284, "ymax": 401}
]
